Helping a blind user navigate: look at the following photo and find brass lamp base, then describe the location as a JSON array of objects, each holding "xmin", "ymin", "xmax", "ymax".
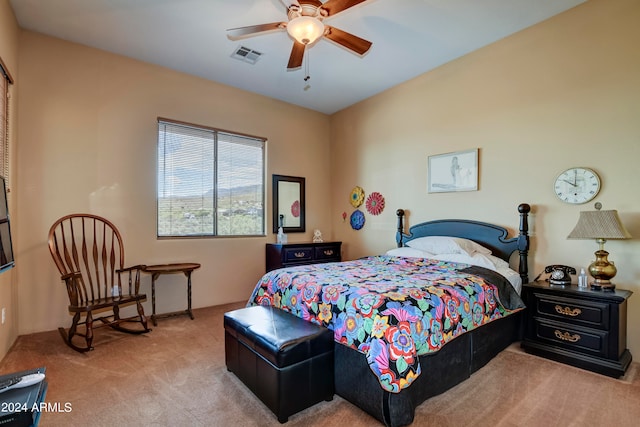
[{"xmin": 589, "ymin": 249, "xmax": 617, "ymax": 291}]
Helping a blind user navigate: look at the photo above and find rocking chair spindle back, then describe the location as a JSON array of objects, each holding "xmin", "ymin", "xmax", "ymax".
[{"xmin": 48, "ymin": 214, "xmax": 151, "ymax": 352}]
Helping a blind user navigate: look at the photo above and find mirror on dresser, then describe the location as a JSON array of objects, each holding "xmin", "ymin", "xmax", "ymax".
[{"xmin": 272, "ymin": 174, "xmax": 305, "ymax": 233}]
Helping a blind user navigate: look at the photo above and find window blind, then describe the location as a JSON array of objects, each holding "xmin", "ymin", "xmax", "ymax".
[
  {"xmin": 157, "ymin": 119, "xmax": 265, "ymax": 237},
  {"xmin": 0, "ymin": 60, "xmax": 11, "ymax": 182}
]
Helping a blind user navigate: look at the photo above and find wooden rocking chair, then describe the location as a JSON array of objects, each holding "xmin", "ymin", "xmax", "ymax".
[{"xmin": 48, "ymin": 214, "xmax": 151, "ymax": 352}]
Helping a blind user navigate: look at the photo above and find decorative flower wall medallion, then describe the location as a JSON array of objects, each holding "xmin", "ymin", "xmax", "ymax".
[
  {"xmin": 350, "ymin": 186, "xmax": 365, "ymax": 208},
  {"xmin": 291, "ymin": 200, "xmax": 300, "ymax": 218},
  {"xmin": 366, "ymin": 192, "xmax": 385, "ymax": 215},
  {"xmin": 350, "ymin": 209, "xmax": 365, "ymax": 230}
]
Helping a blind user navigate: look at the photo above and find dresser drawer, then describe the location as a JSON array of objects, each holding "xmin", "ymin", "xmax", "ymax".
[
  {"xmin": 314, "ymin": 244, "xmax": 341, "ymax": 261},
  {"xmin": 533, "ymin": 292, "xmax": 610, "ymax": 330},
  {"xmin": 282, "ymin": 247, "xmax": 313, "ymax": 263},
  {"xmin": 533, "ymin": 318, "xmax": 609, "ymax": 359}
]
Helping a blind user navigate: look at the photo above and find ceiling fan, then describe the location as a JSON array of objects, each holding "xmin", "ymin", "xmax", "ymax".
[{"xmin": 227, "ymin": 0, "xmax": 373, "ymax": 70}]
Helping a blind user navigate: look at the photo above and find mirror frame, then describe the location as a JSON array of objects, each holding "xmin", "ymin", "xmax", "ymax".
[{"xmin": 272, "ymin": 174, "xmax": 305, "ymax": 233}]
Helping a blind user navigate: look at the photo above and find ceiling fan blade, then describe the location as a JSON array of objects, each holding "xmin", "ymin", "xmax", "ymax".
[
  {"xmin": 227, "ymin": 22, "xmax": 286, "ymax": 40},
  {"xmin": 319, "ymin": 0, "xmax": 368, "ymax": 17},
  {"xmin": 324, "ymin": 25, "xmax": 372, "ymax": 55},
  {"xmin": 287, "ymin": 41, "xmax": 306, "ymax": 69}
]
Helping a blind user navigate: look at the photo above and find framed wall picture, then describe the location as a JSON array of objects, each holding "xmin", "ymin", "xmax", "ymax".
[{"xmin": 428, "ymin": 149, "xmax": 478, "ymax": 193}]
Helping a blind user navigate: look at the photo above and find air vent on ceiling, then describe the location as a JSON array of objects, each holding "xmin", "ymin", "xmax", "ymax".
[{"xmin": 231, "ymin": 46, "xmax": 263, "ymax": 64}]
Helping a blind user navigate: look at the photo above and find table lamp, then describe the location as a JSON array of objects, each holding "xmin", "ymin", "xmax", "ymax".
[{"xmin": 567, "ymin": 203, "xmax": 631, "ymax": 290}]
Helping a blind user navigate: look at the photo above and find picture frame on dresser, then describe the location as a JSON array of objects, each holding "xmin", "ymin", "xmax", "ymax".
[{"xmin": 272, "ymin": 174, "xmax": 305, "ymax": 233}]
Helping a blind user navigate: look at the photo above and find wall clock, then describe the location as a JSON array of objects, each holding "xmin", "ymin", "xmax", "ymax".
[{"xmin": 554, "ymin": 167, "xmax": 601, "ymax": 204}]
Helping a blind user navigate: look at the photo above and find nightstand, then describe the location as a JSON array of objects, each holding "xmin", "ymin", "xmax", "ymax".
[
  {"xmin": 521, "ymin": 281, "xmax": 632, "ymax": 378},
  {"xmin": 265, "ymin": 241, "xmax": 342, "ymax": 272}
]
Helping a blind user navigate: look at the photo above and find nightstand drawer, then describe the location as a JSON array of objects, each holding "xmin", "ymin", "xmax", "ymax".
[
  {"xmin": 533, "ymin": 318, "xmax": 608, "ymax": 358},
  {"xmin": 314, "ymin": 244, "xmax": 340, "ymax": 261},
  {"xmin": 282, "ymin": 247, "xmax": 313, "ymax": 263},
  {"xmin": 534, "ymin": 292, "xmax": 609, "ymax": 330}
]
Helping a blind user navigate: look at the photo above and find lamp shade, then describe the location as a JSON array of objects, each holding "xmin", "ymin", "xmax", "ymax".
[
  {"xmin": 286, "ymin": 16, "xmax": 325, "ymax": 45},
  {"xmin": 567, "ymin": 209, "xmax": 632, "ymax": 240}
]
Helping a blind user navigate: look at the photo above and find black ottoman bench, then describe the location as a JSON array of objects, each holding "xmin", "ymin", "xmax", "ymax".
[{"xmin": 224, "ymin": 305, "xmax": 334, "ymax": 423}]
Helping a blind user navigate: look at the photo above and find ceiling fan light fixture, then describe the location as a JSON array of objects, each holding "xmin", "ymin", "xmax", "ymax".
[{"xmin": 286, "ymin": 16, "xmax": 324, "ymax": 45}]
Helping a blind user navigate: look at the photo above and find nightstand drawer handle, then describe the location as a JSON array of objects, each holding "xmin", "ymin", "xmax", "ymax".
[
  {"xmin": 554, "ymin": 330, "xmax": 581, "ymax": 343},
  {"xmin": 294, "ymin": 252, "xmax": 306, "ymax": 258},
  {"xmin": 554, "ymin": 305, "xmax": 582, "ymax": 317},
  {"xmin": 323, "ymin": 250, "xmax": 334, "ymax": 256}
]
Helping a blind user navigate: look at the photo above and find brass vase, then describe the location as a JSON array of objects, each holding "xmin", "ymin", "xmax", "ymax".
[{"xmin": 588, "ymin": 249, "xmax": 617, "ymax": 290}]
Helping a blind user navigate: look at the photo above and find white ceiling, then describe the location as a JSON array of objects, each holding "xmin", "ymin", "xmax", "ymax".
[{"xmin": 10, "ymin": 0, "xmax": 586, "ymax": 115}]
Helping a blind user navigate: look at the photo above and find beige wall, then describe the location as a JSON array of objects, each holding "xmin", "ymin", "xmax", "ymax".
[
  {"xmin": 0, "ymin": 0, "xmax": 19, "ymax": 359},
  {"xmin": 13, "ymin": 32, "xmax": 332, "ymax": 341},
  {"xmin": 331, "ymin": 0, "xmax": 640, "ymax": 357}
]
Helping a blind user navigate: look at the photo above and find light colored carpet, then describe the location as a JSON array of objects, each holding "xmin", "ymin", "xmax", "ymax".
[{"xmin": 1, "ymin": 302, "xmax": 639, "ymax": 426}]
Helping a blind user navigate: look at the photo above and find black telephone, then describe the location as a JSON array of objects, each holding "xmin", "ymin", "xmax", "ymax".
[{"xmin": 544, "ymin": 265, "xmax": 576, "ymax": 285}]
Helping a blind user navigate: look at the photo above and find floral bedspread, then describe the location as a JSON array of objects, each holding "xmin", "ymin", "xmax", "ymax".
[{"xmin": 248, "ymin": 256, "xmax": 524, "ymax": 393}]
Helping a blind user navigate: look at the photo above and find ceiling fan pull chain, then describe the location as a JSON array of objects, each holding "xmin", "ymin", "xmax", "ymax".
[{"xmin": 304, "ymin": 47, "xmax": 311, "ymax": 91}]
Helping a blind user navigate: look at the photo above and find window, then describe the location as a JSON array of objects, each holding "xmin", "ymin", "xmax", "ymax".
[
  {"xmin": 157, "ymin": 118, "xmax": 265, "ymax": 237},
  {"xmin": 0, "ymin": 58, "xmax": 12, "ymax": 182}
]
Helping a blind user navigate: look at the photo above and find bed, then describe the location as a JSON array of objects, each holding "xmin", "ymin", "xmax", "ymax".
[{"xmin": 248, "ymin": 203, "xmax": 531, "ymax": 426}]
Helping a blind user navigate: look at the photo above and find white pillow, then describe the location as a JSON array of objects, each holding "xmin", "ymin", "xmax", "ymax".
[
  {"xmin": 405, "ymin": 236, "xmax": 491, "ymax": 256},
  {"xmin": 385, "ymin": 247, "xmax": 436, "ymax": 258},
  {"xmin": 431, "ymin": 253, "xmax": 499, "ymax": 270},
  {"xmin": 433, "ymin": 253, "xmax": 522, "ymax": 293},
  {"xmin": 486, "ymin": 254, "xmax": 510, "ymax": 270}
]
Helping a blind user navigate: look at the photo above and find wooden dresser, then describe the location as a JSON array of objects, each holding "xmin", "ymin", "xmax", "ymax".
[
  {"xmin": 521, "ymin": 281, "xmax": 632, "ymax": 378},
  {"xmin": 265, "ymin": 242, "xmax": 342, "ymax": 272}
]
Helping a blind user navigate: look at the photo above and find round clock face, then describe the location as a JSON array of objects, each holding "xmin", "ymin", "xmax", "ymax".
[{"xmin": 554, "ymin": 167, "xmax": 601, "ymax": 204}]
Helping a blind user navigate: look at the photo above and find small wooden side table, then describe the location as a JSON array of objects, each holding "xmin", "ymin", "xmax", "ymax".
[{"xmin": 143, "ymin": 263, "xmax": 201, "ymax": 326}]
